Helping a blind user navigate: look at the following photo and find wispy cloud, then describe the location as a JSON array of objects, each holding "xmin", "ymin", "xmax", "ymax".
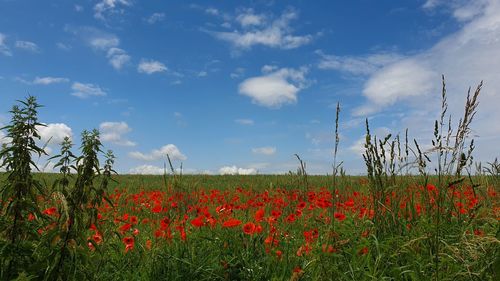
[
  {"xmin": 146, "ymin": 12, "xmax": 165, "ymax": 24},
  {"xmin": 33, "ymin": 76, "xmax": 69, "ymax": 85},
  {"xmin": 71, "ymin": 27, "xmax": 130, "ymax": 70},
  {"xmin": 71, "ymin": 82, "xmax": 107, "ymax": 98},
  {"xmin": 0, "ymin": 33, "xmax": 12, "ymax": 56},
  {"xmin": 316, "ymin": 50, "xmax": 402, "ymax": 76},
  {"xmin": 239, "ymin": 66, "xmax": 309, "ymax": 108},
  {"xmin": 252, "ymin": 146, "xmax": 276, "ymax": 155},
  {"xmin": 209, "ymin": 8, "xmax": 313, "ymax": 50},
  {"xmin": 235, "ymin": 118, "xmax": 254, "ymax": 125},
  {"xmin": 137, "ymin": 59, "xmax": 167, "ymax": 74},
  {"xmin": 94, "ymin": 0, "xmax": 132, "ymax": 20},
  {"xmin": 15, "ymin": 40, "xmax": 40, "ymax": 53}
]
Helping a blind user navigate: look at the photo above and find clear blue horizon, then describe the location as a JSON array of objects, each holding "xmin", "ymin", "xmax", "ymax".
[{"xmin": 1, "ymin": 0, "xmax": 499, "ymax": 175}]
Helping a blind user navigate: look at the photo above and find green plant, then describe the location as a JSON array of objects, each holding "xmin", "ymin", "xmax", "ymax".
[{"xmin": 0, "ymin": 96, "xmax": 47, "ymax": 280}]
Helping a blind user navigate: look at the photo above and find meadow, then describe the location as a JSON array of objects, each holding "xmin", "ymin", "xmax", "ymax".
[{"xmin": 0, "ymin": 80, "xmax": 499, "ymax": 280}]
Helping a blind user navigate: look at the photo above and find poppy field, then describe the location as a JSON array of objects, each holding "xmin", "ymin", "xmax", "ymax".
[{"xmin": 0, "ymin": 81, "xmax": 499, "ymax": 281}]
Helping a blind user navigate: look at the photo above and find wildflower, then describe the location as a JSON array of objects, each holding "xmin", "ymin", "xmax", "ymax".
[
  {"xmin": 276, "ymin": 250, "xmax": 283, "ymax": 259},
  {"xmin": 223, "ymin": 218, "xmax": 242, "ymax": 228},
  {"xmin": 119, "ymin": 223, "xmax": 132, "ymax": 233},
  {"xmin": 255, "ymin": 208, "xmax": 265, "ymax": 222},
  {"xmin": 132, "ymin": 228, "xmax": 140, "ymax": 236},
  {"xmin": 92, "ymin": 232, "xmax": 103, "ymax": 244},
  {"xmin": 123, "ymin": 237, "xmax": 135, "ymax": 252},
  {"xmin": 334, "ymin": 212, "xmax": 346, "ymax": 221},
  {"xmin": 473, "ymin": 229, "xmax": 484, "ymax": 236},
  {"xmin": 243, "ymin": 222, "xmax": 256, "ymax": 235},
  {"xmin": 43, "ymin": 207, "xmax": 57, "ymax": 216},
  {"xmin": 358, "ymin": 246, "xmax": 369, "ymax": 255},
  {"xmin": 190, "ymin": 216, "xmax": 204, "ymax": 227}
]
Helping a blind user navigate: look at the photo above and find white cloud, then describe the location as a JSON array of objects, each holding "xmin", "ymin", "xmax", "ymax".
[
  {"xmin": 205, "ymin": 8, "xmax": 219, "ymax": 16},
  {"xmin": 129, "ymin": 144, "xmax": 186, "ymax": 161},
  {"xmin": 107, "ymin": 47, "xmax": 130, "ymax": 70},
  {"xmin": 74, "ymin": 5, "xmax": 84, "ymax": 12},
  {"xmin": 146, "ymin": 12, "xmax": 165, "ymax": 24},
  {"xmin": 15, "ymin": 40, "xmax": 39, "ymax": 53},
  {"xmin": 71, "ymin": 82, "xmax": 107, "ymax": 98},
  {"xmin": 197, "ymin": 71, "xmax": 208, "ymax": 77},
  {"xmin": 77, "ymin": 27, "xmax": 129, "ymax": 70},
  {"xmin": 33, "ymin": 76, "xmax": 69, "ymax": 85},
  {"xmin": 129, "ymin": 164, "xmax": 164, "ymax": 175},
  {"xmin": 235, "ymin": 118, "xmax": 254, "ymax": 125},
  {"xmin": 238, "ymin": 67, "xmax": 308, "ymax": 108},
  {"xmin": 316, "ymin": 51, "xmax": 403, "ymax": 76},
  {"xmin": 89, "ymin": 34, "xmax": 119, "ymax": 50},
  {"xmin": 252, "ymin": 146, "xmax": 276, "ymax": 155},
  {"xmin": 138, "ymin": 59, "xmax": 167, "ymax": 74},
  {"xmin": 318, "ymin": 0, "xmax": 500, "ymax": 166},
  {"xmin": 94, "ymin": 0, "xmax": 132, "ymax": 20},
  {"xmin": 218, "ymin": 165, "xmax": 257, "ymax": 175},
  {"xmin": 99, "ymin": 121, "xmax": 136, "ymax": 146},
  {"xmin": 353, "ymin": 59, "xmax": 436, "ymax": 116},
  {"xmin": 37, "ymin": 123, "xmax": 73, "ymax": 145},
  {"xmin": 0, "ymin": 33, "xmax": 12, "ymax": 56},
  {"xmin": 230, "ymin": 67, "xmax": 245, "ymax": 79},
  {"xmin": 210, "ymin": 9, "xmax": 313, "ymax": 50},
  {"xmin": 236, "ymin": 9, "xmax": 265, "ymax": 27},
  {"xmin": 261, "ymin": 65, "xmax": 278, "ymax": 73}
]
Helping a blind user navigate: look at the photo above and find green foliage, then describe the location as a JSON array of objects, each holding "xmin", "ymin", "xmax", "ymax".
[{"xmin": 0, "ymin": 96, "xmax": 47, "ymax": 280}]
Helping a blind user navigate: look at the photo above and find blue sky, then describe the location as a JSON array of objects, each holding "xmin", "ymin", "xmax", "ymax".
[{"xmin": 1, "ymin": 0, "xmax": 499, "ymax": 175}]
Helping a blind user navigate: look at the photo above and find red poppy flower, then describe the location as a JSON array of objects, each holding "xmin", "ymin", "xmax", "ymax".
[
  {"xmin": 243, "ymin": 222, "xmax": 256, "ymax": 235},
  {"xmin": 122, "ymin": 236, "xmax": 134, "ymax": 252},
  {"xmin": 255, "ymin": 208, "xmax": 265, "ymax": 222},
  {"xmin": 191, "ymin": 216, "xmax": 204, "ymax": 227},
  {"xmin": 223, "ymin": 218, "xmax": 242, "ymax": 228},
  {"xmin": 334, "ymin": 212, "xmax": 346, "ymax": 221}
]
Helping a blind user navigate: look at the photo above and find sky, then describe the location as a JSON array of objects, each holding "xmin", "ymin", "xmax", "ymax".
[{"xmin": 1, "ymin": 0, "xmax": 499, "ymax": 175}]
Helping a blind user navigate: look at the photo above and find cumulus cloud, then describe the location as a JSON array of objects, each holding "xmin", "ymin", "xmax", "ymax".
[
  {"xmin": 252, "ymin": 146, "xmax": 276, "ymax": 155},
  {"xmin": 71, "ymin": 82, "xmax": 107, "ymax": 98},
  {"xmin": 129, "ymin": 164, "xmax": 164, "ymax": 175},
  {"xmin": 138, "ymin": 59, "xmax": 167, "ymax": 74},
  {"xmin": 15, "ymin": 40, "xmax": 40, "ymax": 53},
  {"xmin": 94, "ymin": 0, "xmax": 132, "ymax": 20},
  {"xmin": 37, "ymin": 123, "xmax": 73, "ymax": 145},
  {"xmin": 235, "ymin": 118, "xmax": 254, "ymax": 125},
  {"xmin": 146, "ymin": 12, "xmax": 165, "ymax": 24},
  {"xmin": 107, "ymin": 47, "xmax": 130, "ymax": 70},
  {"xmin": 210, "ymin": 9, "xmax": 313, "ymax": 50},
  {"xmin": 129, "ymin": 144, "xmax": 186, "ymax": 161},
  {"xmin": 0, "ymin": 33, "xmax": 12, "ymax": 56},
  {"xmin": 99, "ymin": 121, "xmax": 136, "ymax": 146},
  {"xmin": 238, "ymin": 67, "xmax": 309, "ymax": 108},
  {"xmin": 218, "ymin": 165, "xmax": 257, "ymax": 175},
  {"xmin": 33, "ymin": 76, "xmax": 69, "ymax": 85}
]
